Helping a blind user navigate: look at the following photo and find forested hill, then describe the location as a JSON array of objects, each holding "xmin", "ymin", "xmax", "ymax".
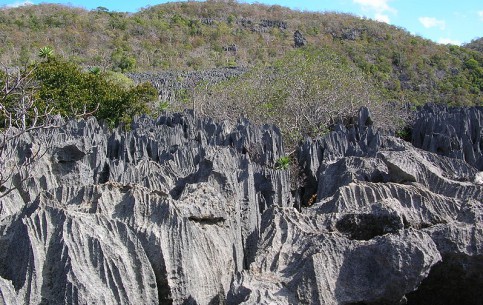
[{"xmin": 0, "ymin": 1, "xmax": 481, "ymax": 109}]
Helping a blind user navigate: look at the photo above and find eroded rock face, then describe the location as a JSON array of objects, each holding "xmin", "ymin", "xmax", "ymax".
[
  {"xmin": 0, "ymin": 112, "xmax": 290, "ymax": 305},
  {"xmin": 294, "ymin": 30, "xmax": 307, "ymax": 48},
  {"xmin": 230, "ymin": 107, "xmax": 482, "ymax": 304},
  {"xmin": 1, "ymin": 106, "xmax": 482, "ymax": 305},
  {"xmin": 229, "ymin": 207, "xmax": 441, "ymax": 305},
  {"xmin": 412, "ymin": 104, "xmax": 483, "ymax": 170},
  {"xmin": 127, "ymin": 68, "xmax": 247, "ymax": 102}
]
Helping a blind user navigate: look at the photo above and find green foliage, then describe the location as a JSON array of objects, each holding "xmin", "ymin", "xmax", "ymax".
[
  {"xmin": 173, "ymin": 88, "xmax": 191, "ymax": 105},
  {"xmin": 465, "ymin": 58, "xmax": 479, "ymax": 70},
  {"xmin": 38, "ymin": 46, "xmax": 54, "ymax": 60},
  {"xmin": 103, "ymin": 71, "xmax": 134, "ymax": 89},
  {"xmin": 156, "ymin": 100, "xmax": 170, "ymax": 113},
  {"xmin": 18, "ymin": 46, "xmax": 31, "ymax": 66},
  {"xmin": 275, "ymin": 156, "xmax": 291, "ymax": 170},
  {"xmin": 0, "ymin": 1, "xmax": 480, "ymax": 112},
  {"xmin": 111, "ymin": 49, "xmax": 136, "ymax": 72},
  {"xmin": 88, "ymin": 66, "xmax": 101, "ymax": 75},
  {"xmin": 195, "ymin": 46, "xmax": 390, "ymax": 149},
  {"xmin": 33, "ymin": 57, "xmax": 156, "ymax": 127},
  {"xmin": 95, "ymin": 6, "xmax": 109, "ymax": 13},
  {"xmin": 227, "ymin": 14, "xmax": 235, "ymax": 24}
]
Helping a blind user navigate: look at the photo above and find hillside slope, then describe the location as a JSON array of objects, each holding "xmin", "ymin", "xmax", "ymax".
[{"xmin": 0, "ymin": 1, "xmax": 481, "ymax": 132}]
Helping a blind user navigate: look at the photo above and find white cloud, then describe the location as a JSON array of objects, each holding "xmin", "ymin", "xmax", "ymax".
[
  {"xmin": 3, "ymin": 1, "xmax": 33, "ymax": 8},
  {"xmin": 353, "ymin": 0, "xmax": 396, "ymax": 24},
  {"xmin": 438, "ymin": 38, "xmax": 461, "ymax": 46},
  {"xmin": 353, "ymin": 0, "xmax": 397, "ymax": 14},
  {"xmin": 478, "ymin": 11, "xmax": 483, "ymax": 21},
  {"xmin": 419, "ymin": 17, "xmax": 446, "ymax": 30},
  {"xmin": 375, "ymin": 13, "xmax": 390, "ymax": 23}
]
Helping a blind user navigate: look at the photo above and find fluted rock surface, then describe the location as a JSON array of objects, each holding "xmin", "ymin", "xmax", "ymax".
[
  {"xmin": 412, "ymin": 104, "xmax": 483, "ymax": 170},
  {"xmin": 1, "ymin": 106, "xmax": 482, "ymax": 305},
  {"xmin": 0, "ymin": 112, "xmax": 290, "ymax": 305},
  {"xmin": 230, "ymin": 207, "xmax": 440, "ymax": 304},
  {"xmin": 230, "ymin": 107, "xmax": 482, "ymax": 304}
]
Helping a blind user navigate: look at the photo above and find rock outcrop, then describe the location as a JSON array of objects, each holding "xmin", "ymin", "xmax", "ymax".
[
  {"xmin": 293, "ymin": 30, "xmax": 307, "ymax": 48},
  {"xmin": 227, "ymin": 107, "xmax": 482, "ymax": 304},
  {"xmin": 0, "ymin": 106, "xmax": 482, "ymax": 305},
  {"xmin": 411, "ymin": 104, "xmax": 483, "ymax": 170},
  {"xmin": 127, "ymin": 68, "xmax": 247, "ymax": 102},
  {"xmin": 0, "ymin": 112, "xmax": 290, "ymax": 305}
]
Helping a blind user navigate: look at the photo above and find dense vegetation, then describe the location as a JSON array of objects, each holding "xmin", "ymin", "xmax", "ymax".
[
  {"xmin": 0, "ymin": 0, "xmax": 481, "ymax": 143},
  {"xmin": 465, "ymin": 37, "xmax": 483, "ymax": 53},
  {"xmin": 34, "ymin": 56, "xmax": 157, "ymax": 127},
  {"xmin": 192, "ymin": 46, "xmax": 391, "ymax": 146},
  {"xmin": 0, "ymin": 52, "xmax": 157, "ymax": 130}
]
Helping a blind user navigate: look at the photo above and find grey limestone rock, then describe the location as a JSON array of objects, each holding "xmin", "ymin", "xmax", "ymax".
[
  {"xmin": 1, "ymin": 105, "xmax": 482, "ymax": 305},
  {"xmin": 230, "ymin": 105, "xmax": 482, "ymax": 304},
  {"xmin": 127, "ymin": 68, "xmax": 247, "ymax": 103},
  {"xmin": 229, "ymin": 207, "xmax": 441, "ymax": 305},
  {"xmin": 293, "ymin": 30, "xmax": 307, "ymax": 48},
  {"xmin": 0, "ymin": 111, "xmax": 290, "ymax": 304},
  {"xmin": 411, "ymin": 104, "xmax": 483, "ymax": 170}
]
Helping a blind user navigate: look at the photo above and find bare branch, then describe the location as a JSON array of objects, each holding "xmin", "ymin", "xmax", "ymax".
[{"xmin": 0, "ymin": 63, "xmax": 61, "ymax": 198}]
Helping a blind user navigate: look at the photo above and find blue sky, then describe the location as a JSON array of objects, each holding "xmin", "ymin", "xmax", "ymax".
[{"xmin": 1, "ymin": 0, "xmax": 481, "ymax": 45}]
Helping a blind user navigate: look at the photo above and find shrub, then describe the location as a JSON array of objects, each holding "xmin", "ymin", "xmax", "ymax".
[
  {"xmin": 194, "ymin": 46, "xmax": 390, "ymax": 150},
  {"xmin": 34, "ymin": 56, "xmax": 157, "ymax": 127},
  {"xmin": 275, "ymin": 156, "xmax": 291, "ymax": 170}
]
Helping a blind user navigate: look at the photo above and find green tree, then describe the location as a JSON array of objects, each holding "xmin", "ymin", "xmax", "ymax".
[
  {"xmin": 34, "ymin": 56, "xmax": 157, "ymax": 127},
  {"xmin": 95, "ymin": 6, "xmax": 109, "ymax": 13},
  {"xmin": 111, "ymin": 49, "xmax": 137, "ymax": 72},
  {"xmin": 88, "ymin": 66, "xmax": 101, "ymax": 75},
  {"xmin": 38, "ymin": 46, "xmax": 54, "ymax": 60},
  {"xmin": 195, "ymin": 47, "xmax": 392, "ymax": 149}
]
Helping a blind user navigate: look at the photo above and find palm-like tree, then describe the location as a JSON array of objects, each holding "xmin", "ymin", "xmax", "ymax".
[
  {"xmin": 88, "ymin": 67, "xmax": 101, "ymax": 75},
  {"xmin": 38, "ymin": 46, "xmax": 54, "ymax": 60}
]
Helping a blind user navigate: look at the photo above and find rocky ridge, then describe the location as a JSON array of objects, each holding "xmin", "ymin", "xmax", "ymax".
[
  {"xmin": 0, "ymin": 106, "xmax": 482, "ymax": 305},
  {"xmin": 411, "ymin": 104, "xmax": 483, "ymax": 170},
  {"xmin": 127, "ymin": 68, "xmax": 247, "ymax": 103}
]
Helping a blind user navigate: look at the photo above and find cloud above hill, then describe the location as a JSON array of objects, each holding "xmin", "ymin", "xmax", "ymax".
[
  {"xmin": 419, "ymin": 17, "xmax": 446, "ymax": 30},
  {"xmin": 353, "ymin": 0, "xmax": 396, "ymax": 13},
  {"xmin": 375, "ymin": 13, "xmax": 390, "ymax": 23},
  {"xmin": 438, "ymin": 38, "xmax": 461, "ymax": 45},
  {"xmin": 3, "ymin": 1, "xmax": 33, "ymax": 8},
  {"xmin": 353, "ymin": 0, "xmax": 396, "ymax": 23}
]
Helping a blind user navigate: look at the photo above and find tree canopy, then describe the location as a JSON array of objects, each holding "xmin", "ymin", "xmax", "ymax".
[{"xmin": 1, "ymin": 54, "xmax": 157, "ymax": 130}]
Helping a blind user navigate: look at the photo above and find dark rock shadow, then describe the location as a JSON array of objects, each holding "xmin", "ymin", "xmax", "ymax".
[{"xmin": 406, "ymin": 254, "xmax": 483, "ymax": 305}]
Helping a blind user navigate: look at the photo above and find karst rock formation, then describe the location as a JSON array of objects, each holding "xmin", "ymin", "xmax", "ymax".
[{"xmin": 0, "ymin": 105, "xmax": 482, "ymax": 305}]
